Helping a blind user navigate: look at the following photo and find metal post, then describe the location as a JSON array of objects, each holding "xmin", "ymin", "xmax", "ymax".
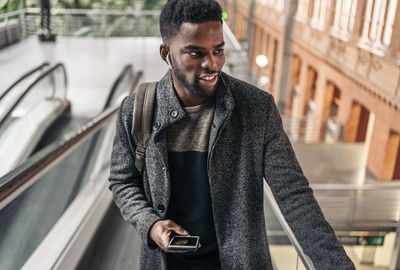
[
  {"xmin": 63, "ymin": 14, "xmax": 68, "ymax": 36},
  {"xmin": 101, "ymin": 14, "xmax": 106, "ymax": 37},
  {"xmin": 247, "ymin": 0, "xmax": 255, "ymax": 58},
  {"xmin": 5, "ymin": 17, "xmax": 11, "ymax": 45},
  {"xmin": 232, "ymin": 0, "xmax": 237, "ymax": 33},
  {"xmin": 277, "ymin": 0, "xmax": 298, "ymax": 114},
  {"xmin": 246, "ymin": 0, "xmax": 255, "ymax": 80},
  {"xmin": 142, "ymin": 15, "xmax": 147, "ymax": 36},
  {"xmin": 20, "ymin": 13, "xmax": 27, "ymax": 39}
]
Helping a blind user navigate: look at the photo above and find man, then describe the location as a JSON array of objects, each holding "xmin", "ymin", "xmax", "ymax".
[{"xmin": 109, "ymin": 0, "xmax": 356, "ymax": 269}]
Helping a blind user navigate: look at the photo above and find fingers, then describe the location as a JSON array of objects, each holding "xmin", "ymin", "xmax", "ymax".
[
  {"xmin": 167, "ymin": 223, "xmax": 189, "ymax": 236},
  {"xmin": 149, "ymin": 219, "xmax": 190, "ymax": 253}
]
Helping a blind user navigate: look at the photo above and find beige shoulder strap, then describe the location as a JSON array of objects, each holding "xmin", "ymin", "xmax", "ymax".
[{"xmin": 131, "ymin": 82, "xmax": 157, "ymax": 173}]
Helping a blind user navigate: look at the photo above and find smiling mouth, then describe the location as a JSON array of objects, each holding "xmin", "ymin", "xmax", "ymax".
[{"xmin": 198, "ymin": 73, "xmax": 219, "ymax": 86}]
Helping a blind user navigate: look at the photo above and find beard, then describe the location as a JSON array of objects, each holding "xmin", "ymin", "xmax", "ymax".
[{"xmin": 171, "ymin": 60, "xmax": 219, "ymax": 98}]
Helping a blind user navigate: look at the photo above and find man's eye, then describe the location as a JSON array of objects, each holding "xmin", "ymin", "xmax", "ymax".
[
  {"xmin": 189, "ymin": 51, "xmax": 201, "ymax": 57},
  {"xmin": 214, "ymin": 49, "xmax": 224, "ymax": 55}
]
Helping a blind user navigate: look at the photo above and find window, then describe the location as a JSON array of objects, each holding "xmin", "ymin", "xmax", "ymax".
[
  {"xmin": 256, "ymin": 0, "xmax": 268, "ymax": 5},
  {"xmin": 362, "ymin": 0, "xmax": 398, "ymax": 47},
  {"xmin": 312, "ymin": 0, "xmax": 331, "ymax": 29},
  {"xmin": 382, "ymin": 130, "xmax": 400, "ymax": 180},
  {"xmin": 296, "ymin": 0, "xmax": 310, "ymax": 21},
  {"xmin": 275, "ymin": 0, "xmax": 284, "ymax": 11},
  {"xmin": 263, "ymin": 0, "xmax": 284, "ymax": 11},
  {"xmin": 333, "ymin": 0, "xmax": 358, "ymax": 35}
]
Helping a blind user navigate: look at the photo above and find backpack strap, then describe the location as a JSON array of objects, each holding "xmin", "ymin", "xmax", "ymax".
[{"xmin": 131, "ymin": 82, "xmax": 158, "ymax": 174}]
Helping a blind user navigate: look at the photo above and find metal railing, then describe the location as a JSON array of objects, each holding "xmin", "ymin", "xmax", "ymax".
[
  {"xmin": 310, "ymin": 183, "xmax": 400, "ymax": 270},
  {"xmin": 0, "ymin": 8, "xmax": 161, "ymax": 40},
  {"xmin": 0, "ymin": 9, "xmax": 25, "ymax": 47},
  {"xmin": 263, "ymin": 181, "xmax": 400, "ymax": 269},
  {"xmin": 311, "ymin": 183, "xmax": 400, "ymax": 231}
]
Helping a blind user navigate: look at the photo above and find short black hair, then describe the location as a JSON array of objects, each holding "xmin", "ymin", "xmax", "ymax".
[{"xmin": 160, "ymin": 0, "xmax": 223, "ymax": 43}]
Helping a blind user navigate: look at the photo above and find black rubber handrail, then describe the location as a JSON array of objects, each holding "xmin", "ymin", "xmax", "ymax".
[
  {"xmin": 0, "ymin": 63, "xmax": 68, "ymax": 129},
  {"xmin": 103, "ymin": 64, "xmax": 133, "ymax": 109},
  {"xmin": 0, "ymin": 62, "xmax": 50, "ymax": 101},
  {"xmin": 0, "ymin": 67, "xmax": 142, "ymax": 210}
]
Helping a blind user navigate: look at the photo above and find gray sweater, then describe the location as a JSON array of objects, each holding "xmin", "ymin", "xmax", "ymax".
[{"xmin": 109, "ymin": 71, "xmax": 356, "ymax": 269}]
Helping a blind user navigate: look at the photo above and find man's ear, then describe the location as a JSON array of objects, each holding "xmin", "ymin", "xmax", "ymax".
[{"xmin": 160, "ymin": 44, "xmax": 169, "ymax": 63}]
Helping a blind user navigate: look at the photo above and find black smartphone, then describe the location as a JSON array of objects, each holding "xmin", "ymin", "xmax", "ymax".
[{"xmin": 167, "ymin": 235, "xmax": 200, "ymax": 251}]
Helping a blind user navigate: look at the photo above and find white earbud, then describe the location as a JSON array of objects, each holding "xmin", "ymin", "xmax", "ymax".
[{"xmin": 166, "ymin": 53, "xmax": 172, "ymax": 69}]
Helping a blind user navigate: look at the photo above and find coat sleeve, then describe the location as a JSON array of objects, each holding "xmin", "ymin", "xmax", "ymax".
[
  {"xmin": 108, "ymin": 96, "xmax": 161, "ymax": 249},
  {"xmin": 262, "ymin": 95, "xmax": 355, "ymax": 269}
]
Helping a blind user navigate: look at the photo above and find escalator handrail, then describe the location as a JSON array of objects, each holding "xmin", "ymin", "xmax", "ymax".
[
  {"xmin": 0, "ymin": 63, "xmax": 68, "ymax": 129},
  {"xmin": 0, "ymin": 62, "xmax": 50, "ymax": 101},
  {"xmin": 103, "ymin": 64, "xmax": 134, "ymax": 110},
  {"xmin": 0, "ymin": 66, "xmax": 142, "ymax": 211}
]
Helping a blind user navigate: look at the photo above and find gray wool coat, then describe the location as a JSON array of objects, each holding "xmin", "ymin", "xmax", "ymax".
[{"xmin": 109, "ymin": 71, "xmax": 355, "ymax": 269}]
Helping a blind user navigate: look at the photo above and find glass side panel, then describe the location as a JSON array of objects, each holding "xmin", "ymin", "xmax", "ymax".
[
  {"xmin": 0, "ymin": 116, "xmax": 115, "ymax": 270},
  {"xmin": 0, "ymin": 67, "xmax": 134, "ymax": 270},
  {"xmin": 0, "ymin": 66, "xmax": 68, "ymax": 178}
]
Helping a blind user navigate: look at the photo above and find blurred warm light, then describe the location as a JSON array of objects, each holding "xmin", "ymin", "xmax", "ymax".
[
  {"xmin": 256, "ymin": 55, "xmax": 269, "ymax": 68},
  {"xmin": 259, "ymin": 75, "xmax": 270, "ymax": 86}
]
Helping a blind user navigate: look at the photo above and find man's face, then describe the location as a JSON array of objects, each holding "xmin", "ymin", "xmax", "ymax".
[{"xmin": 166, "ymin": 21, "xmax": 225, "ymax": 99}]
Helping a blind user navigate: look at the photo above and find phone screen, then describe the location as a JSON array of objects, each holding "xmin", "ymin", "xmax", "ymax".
[{"xmin": 169, "ymin": 236, "xmax": 198, "ymax": 247}]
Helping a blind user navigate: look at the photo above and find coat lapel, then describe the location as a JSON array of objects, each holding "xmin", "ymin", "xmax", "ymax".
[{"xmin": 207, "ymin": 73, "xmax": 235, "ymax": 174}]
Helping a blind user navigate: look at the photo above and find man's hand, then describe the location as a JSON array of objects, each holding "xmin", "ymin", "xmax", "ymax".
[{"xmin": 149, "ymin": 219, "xmax": 189, "ymax": 253}]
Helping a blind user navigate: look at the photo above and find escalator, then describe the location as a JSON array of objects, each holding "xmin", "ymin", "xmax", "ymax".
[
  {"xmin": 0, "ymin": 62, "xmax": 70, "ymax": 178},
  {"xmin": 0, "ymin": 64, "xmax": 141, "ymax": 270}
]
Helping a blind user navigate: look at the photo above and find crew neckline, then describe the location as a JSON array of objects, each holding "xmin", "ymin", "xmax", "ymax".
[{"xmin": 184, "ymin": 98, "xmax": 214, "ymax": 113}]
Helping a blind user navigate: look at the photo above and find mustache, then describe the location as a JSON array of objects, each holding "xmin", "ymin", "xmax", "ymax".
[{"xmin": 198, "ymin": 69, "xmax": 221, "ymax": 77}]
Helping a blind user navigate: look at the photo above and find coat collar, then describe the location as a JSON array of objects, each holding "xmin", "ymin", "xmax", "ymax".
[
  {"xmin": 154, "ymin": 71, "xmax": 186, "ymax": 132},
  {"xmin": 153, "ymin": 71, "xmax": 235, "ymax": 135}
]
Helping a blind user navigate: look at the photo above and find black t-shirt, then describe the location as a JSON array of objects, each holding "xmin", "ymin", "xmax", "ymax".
[{"xmin": 165, "ymin": 100, "xmax": 221, "ymax": 269}]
